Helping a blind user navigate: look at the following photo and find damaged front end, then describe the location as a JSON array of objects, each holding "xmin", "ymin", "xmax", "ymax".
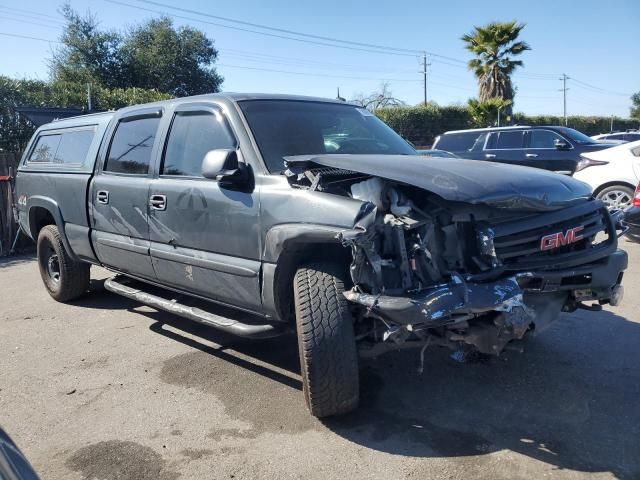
[{"xmin": 285, "ymin": 159, "xmax": 628, "ymax": 360}]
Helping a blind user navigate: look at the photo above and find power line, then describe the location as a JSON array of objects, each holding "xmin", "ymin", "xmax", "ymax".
[
  {"xmin": 135, "ymin": 0, "xmax": 423, "ymax": 55},
  {"xmin": 0, "ymin": 5, "xmax": 61, "ymax": 21},
  {"xmin": 105, "ymin": 0, "xmax": 420, "ymax": 58},
  {"xmin": 570, "ymin": 77, "xmax": 630, "ymax": 97},
  {"xmin": 0, "ymin": 31, "xmax": 60, "ymax": 43},
  {"xmin": 216, "ymin": 63, "xmax": 419, "ymax": 82},
  {"xmin": 0, "ymin": 14, "xmax": 61, "ymax": 29}
]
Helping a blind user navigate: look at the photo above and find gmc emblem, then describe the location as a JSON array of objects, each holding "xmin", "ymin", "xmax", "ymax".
[{"xmin": 540, "ymin": 226, "xmax": 584, "ymax": 251}]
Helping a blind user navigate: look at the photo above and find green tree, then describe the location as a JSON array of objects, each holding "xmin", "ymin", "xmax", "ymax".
[
  {"xmin": 50, "ymin": 4, "xmax": 125, "ymax": 88},
  {"xmin": 461, "ymin": 21, "xmax": 530, "ymax": 113},
  {"xmin": 121, "ymin": 17, "xmax": 223, "ymax": 96},
  {"xmin": 467, "ymin": 97, "xmax": 512, "ymax": 127},
  {"xmin": 631, "ymin": 92, "xmax": 640, "ymax": 121},
  {"xmin": 50, "ymin": 4, "xmax": 222, "ymax": 96}
]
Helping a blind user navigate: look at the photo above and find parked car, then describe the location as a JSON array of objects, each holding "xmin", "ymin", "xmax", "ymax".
[
  {"xmin": 573, "ymin": 140, "xmax": 640, "ymax": 210},
  {"xmin": 623, "ymin": 183, "xmax": 640, "ymax": 243},
  {"xmin": 0, "ymin": 427, "xmax": 40, "ymax": 480},
  {"xmin": 432, "ymin": 126, "xmax": 612, "ymax": 174},
  {"xmin": 16, "ymin": 94, "xmax": 628, "ymax": 417},
  {"xmin": 415, "ymin": 149, "xmax": 458, "ymax": 158},
  {"xmin": 592, "ymin": 132, "xmax": 640, "ymax": 143}
]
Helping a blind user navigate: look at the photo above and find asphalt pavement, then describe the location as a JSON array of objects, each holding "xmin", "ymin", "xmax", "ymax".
[{"xmin": 1, "ymin": 241, "xmax": 639, "ymax": 479}]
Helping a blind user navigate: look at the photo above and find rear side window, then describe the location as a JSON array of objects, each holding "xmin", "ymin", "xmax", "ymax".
[
  {"xmin": 529, "ymin": 130, "xmax": 563, "ymax": 148},
  {"xmin": 53, "ymin": 129, "xmax": 94, "ymax": 164},
  {"xmin": 162, "ymin": 111, "xmax": 236, "ymax": 177},
  {"xmin": 486, "ymin": 130, "xmax": 526, "ymax": 149},
  {"xmin": 28, "ymin": 128, "xmax": 95, "ymax": 164},
  {"xmin": 435, "ymin": 132, "xmax": 486, "ymax": 152},
  {"xmin": 29, "ymin": 134, "xmax": 61, "ymax": 163},
  {"xmin": 105, "ymin": 116, "xmax": 160, "ymax": 174}
]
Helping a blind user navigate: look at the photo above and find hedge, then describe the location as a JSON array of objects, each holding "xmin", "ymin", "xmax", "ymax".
[
  {"xmin": 376, "ymin": 106, "xmax": 640, "ymax": 147},
  {"xmin": 0, "ymin": 76, "xmax": 171, "ymax": 153}
]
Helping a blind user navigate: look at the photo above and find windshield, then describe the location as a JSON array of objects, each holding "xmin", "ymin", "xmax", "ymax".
[
  {"xmin": 238, "ymin": 100, "xmax": 415, "ymax": 172},
  {"xmin": 557, "ymin": 127, "xmax": 597, "ymax": 145}
]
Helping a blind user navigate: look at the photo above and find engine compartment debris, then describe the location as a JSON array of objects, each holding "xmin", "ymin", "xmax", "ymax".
[{"xmin": 284, "ymin": 158, "xmax": 625, "ymax": 360}]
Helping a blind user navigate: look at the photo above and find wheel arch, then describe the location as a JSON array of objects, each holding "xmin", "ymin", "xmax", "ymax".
[
  {"xmin": 262, "ymin": 224, "xmax": 352, "ymax": 323},
  {"xmin": 593, "ymin": 181, "xmax": 636, "ymax": 197},
  {"xmin": 27, "ymin": 196, "xmax": 76, "ymax": 260}
]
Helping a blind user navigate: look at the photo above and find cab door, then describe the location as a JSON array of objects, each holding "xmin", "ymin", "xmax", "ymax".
[
  {"xmin": 90, "ymin": 108, "xmax": 162, "ymax": 280},
  {"xmin": 147, "ymin": 103, "xmax": 262, "ymax": 311}
]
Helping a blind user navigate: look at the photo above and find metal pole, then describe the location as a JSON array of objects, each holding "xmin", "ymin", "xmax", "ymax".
[
  {"xmin": 87, "ymin": 83, "xmax": 92, "ymax": 111},
  {"xmin": 610, "ymin": 115, "xmax": 614, "ymax": 133},
  {"xmin": 560, "ymin": 74, "xmax": 570, "ymax": 126},
  {"xmin": 422, "ymin": 53, "xmax": 427, "ymax": 105},
  {"xmin": 497, "ymin": 107, "xmax": 501, "ymax": 127}
]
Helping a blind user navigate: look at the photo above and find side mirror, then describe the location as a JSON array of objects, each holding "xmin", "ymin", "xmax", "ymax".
[
  {"xmin": 201, "ymin": 149, "xmax": 248, "ymax": 185},
  {"xmin": 554, "ymin": 138, "xmax": 570, "ymax": 150}
]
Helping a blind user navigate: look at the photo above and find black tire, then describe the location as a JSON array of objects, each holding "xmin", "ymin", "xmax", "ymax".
[
  {"xmin": 37, "ymin": 225, "xmax": 90, "ymax": 302},
  {"xmin": 293, "ymin": 261, "xmax": 359, "ymax": 417},
  {"xmin": 596, "ymin": 185, "xmax": 635, "ymax": 210}
]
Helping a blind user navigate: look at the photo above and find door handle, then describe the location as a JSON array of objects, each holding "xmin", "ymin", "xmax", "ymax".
[
  {"xmin": 485, "ymin": 154, "xmax": 496, "ymax": 159},
  {"xmin": 526, "ymin": 153, "xmax": 538, "ymax": 158},
  {"xmin": 96, "ymin": 190, "xmax": 109, "ymax": 204},
  {"xmin": 150, "ymin": 194, "xmax": 167, "ymax": 211}
]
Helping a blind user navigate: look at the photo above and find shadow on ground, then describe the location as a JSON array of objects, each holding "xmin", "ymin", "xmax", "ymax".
[
  {"xmin": 77, "ymin": 280, "xmax": 640, "ymax": 478},
  {"xmin": 0, "ymin": 252, "xmax": 35, "ymax": 269}
]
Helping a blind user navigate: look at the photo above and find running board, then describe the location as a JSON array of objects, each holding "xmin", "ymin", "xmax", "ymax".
[{"xmin": 104, "ymin": 276, "xmax": 284, "ymax": 339}]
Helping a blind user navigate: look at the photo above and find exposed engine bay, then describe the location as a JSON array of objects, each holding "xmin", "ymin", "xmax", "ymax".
[{"xmin": 285, "ymin": 159, "xmax": 627, "ymax": 361}]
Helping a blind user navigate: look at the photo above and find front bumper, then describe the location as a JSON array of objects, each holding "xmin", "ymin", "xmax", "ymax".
[
  {"xmin": 344, "ymin": 249, "xmax": 628, "ymax": 327},
  {"xmin": 518, "ymin": 248, "xmax": 627, "ymax": 302}
]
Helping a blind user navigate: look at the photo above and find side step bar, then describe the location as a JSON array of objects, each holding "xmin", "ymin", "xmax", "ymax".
[{"xmin": 104, "ymin": 276, "xmax": 284, "ymax": 339}]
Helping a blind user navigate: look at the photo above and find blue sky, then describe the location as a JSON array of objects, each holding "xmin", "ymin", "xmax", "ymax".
[{"xmin": 0, "ymin": 0, "xmax": 638, "ymax": 118}]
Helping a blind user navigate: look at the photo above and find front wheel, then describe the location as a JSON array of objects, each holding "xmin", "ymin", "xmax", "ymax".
[
  {"xmin": 293, "ymin": 262, "xmax": 359, "ymax": 417},
  {"xmin": 596, "ymin": 185, "xmax": 634, "ymax": 210},
  {"xmin": 37, "ymin": 225, "xmax": 90, "ymax": 302}
]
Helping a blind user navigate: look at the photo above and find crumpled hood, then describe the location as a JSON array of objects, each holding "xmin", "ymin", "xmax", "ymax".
[{"xmin": 285, "ymin": 154, "xmax": 592, "ymax": 211}]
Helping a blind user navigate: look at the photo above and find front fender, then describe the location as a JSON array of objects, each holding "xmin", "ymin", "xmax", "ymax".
[{"xmin": 262, "ymin": 223, "xmax": 346, "ymax": 263}]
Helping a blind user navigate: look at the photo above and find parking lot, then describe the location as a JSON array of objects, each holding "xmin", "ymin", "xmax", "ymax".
[{"xmin": 0, "ymin": 240, "xmax": 639, "ymax": 480}]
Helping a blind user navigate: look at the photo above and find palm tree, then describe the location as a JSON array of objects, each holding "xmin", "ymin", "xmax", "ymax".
[{"xmin": 461, "ymin": 21, "xmax": 530, "ymax": 112}]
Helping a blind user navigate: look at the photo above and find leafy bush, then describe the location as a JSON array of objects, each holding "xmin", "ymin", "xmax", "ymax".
[
  {"xmin": 376, "ymin": 105, "xmax": 639, "ymax": 147},
  {"xmin": 0, "ymin": 76, "xmax": 170, "ymax": 152}
]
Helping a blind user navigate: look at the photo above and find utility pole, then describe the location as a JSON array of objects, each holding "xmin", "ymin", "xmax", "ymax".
[
  {"xmin": 559, "ymin": 74, "xmax": 570, "ymax": 126},
  {"xmin": 86, "ymin": 83, "xmax": 92, "ymax": 111},
  {"xmin": 422, "ymin": 53, "xmax": 430, "ymax": 105}
]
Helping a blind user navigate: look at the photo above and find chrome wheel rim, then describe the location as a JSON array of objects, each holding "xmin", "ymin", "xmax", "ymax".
[{"xmin": 600, "ymin": 190, "xmax": 632, "ymax": 210}]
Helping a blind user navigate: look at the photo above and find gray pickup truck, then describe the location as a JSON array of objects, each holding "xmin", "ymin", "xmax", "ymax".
[{"xmin": 16, "ymin": 94, "xmax": 628, "ymax": 417}]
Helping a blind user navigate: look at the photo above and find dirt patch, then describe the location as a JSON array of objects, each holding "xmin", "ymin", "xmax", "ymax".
[
  {"xmin": 66, "ymin": 440, "xmax": 180, "ymax": 480},
  {"xmin": 180, "ymin": 448, "xmax": 214, "ymax": 460},
  {"xmin": 160, "ymin": 350, "xmax": 317, "ymax": 438}
]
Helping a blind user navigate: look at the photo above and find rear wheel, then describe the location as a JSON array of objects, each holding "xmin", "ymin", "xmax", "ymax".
[
  {"xmin": 596, "ymin": 185, "xmax": 634, "ymax": 210},
  {"xmin": 37, "ymin": 225, "xmax": 90, "ymax": 302},
  {"xmin": 293, "ymin": 261, "xmax": 359, "ymax": 417}
]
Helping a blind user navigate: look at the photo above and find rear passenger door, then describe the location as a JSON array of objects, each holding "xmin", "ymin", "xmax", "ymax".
[
  {"xmin": 525, "ymin": 129, "xmax": 576, "ymax": 174},
  {"xmin": 147, "ymin": 103, "xmax": 262, "ymax": 311},
  {"xmin": 483, "ymin": 130, "xmax": 528, "ymax": 166},
  {"xmin": 90, "ymin": 108, "xmax": 162, "ymax": 280}
]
